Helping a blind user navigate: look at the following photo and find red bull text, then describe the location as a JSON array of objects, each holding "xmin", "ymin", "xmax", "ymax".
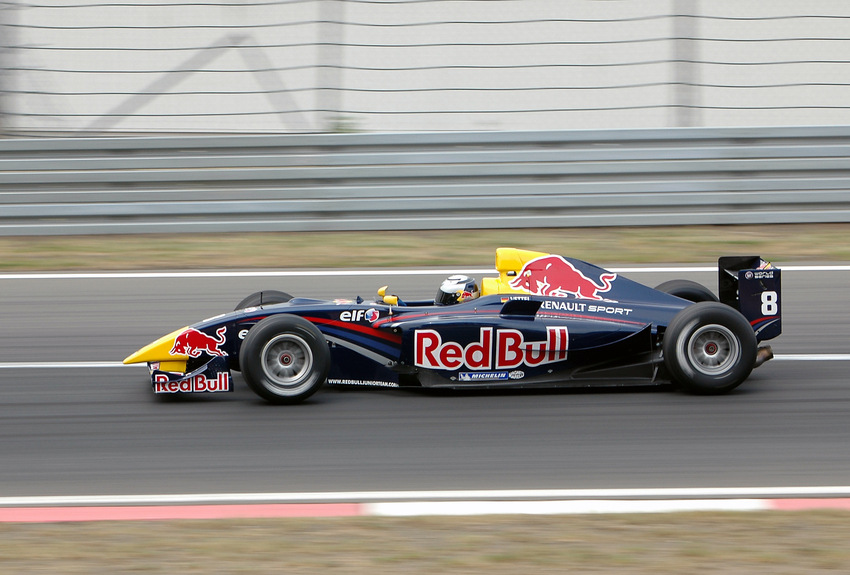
[
  {"xmin": 170, "ymin": 327, "xmax": 227, "ymax": 358},
  {"xmin": 415, "ymin": 326, "xmax": 568, "ymax": 371},
  {"xmin": 509, "ymin": 255, "xmax": 617, "ymax": 301},
  {"xmin": 154, "ymin": 372, "xmax": 231, "ymax": 393}
]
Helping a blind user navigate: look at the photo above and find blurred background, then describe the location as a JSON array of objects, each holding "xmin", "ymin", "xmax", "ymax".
[
  {"xmin": 3, "ymin": 0, "xmax": 850, "ymax": 135},
  {"xmin": 1, "ymin": 1, "xmax": 850, "ymax": 240}
]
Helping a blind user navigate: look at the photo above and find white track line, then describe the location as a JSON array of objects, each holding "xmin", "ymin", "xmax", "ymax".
[
  {"xmin": 368, "ymin": 499, "xmax": 771, "ymax": 516},
  {"xmin": 4, "ymin": 486, "xmax": 850, "ymax": 507},
  {"xmin": 0, "ymin": 269, "xmax": 497, "ymax": 280},
  {"xmin": 0, "ymin": 265, "xmax": 848, "ymax": 280},
  {"xmin": 0, "ymin": 355, "xmax": 846, "ymax": 369},
  {"xmin": 773, "ymin": 354, "xmax": 850, "ymax": 361},
  {"xmin": 0, "ymin": 362, "xmax": 129, "ymax": 369}
]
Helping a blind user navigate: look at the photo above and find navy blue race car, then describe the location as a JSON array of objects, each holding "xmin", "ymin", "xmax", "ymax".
[{"xmin": 124, "ymin": 248, "xmax": 781, "ymax": 404}]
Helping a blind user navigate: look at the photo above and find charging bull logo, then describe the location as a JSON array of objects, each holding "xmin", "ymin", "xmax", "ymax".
[
  {"xmin": 170, "ymin": 327, "xmax": 228, "ymax": 358},
  {"xmin": 509, "ymin": 255, "xmax": 617, "ymax": 301}
]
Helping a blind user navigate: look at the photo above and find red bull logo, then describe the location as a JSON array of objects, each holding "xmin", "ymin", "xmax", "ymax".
[
  {"xmin": 170, "ymin": 327, "xmax": 227, "ymax": 358},
  {"xmin": 509, "ymin": 255, "xmax": 617, "ymax": 301},
  {"xmin": 415, "ymin": 326, "xmax": 568, "ymax": 371},
  {"xmin": 154, "ymin": 372, "xmax": 231, "ymax": 393}
]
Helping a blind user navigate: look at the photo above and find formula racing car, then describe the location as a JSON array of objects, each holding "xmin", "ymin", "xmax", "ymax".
[{"xmin": 124, "ymin": 248, "xmax": 782, "ymax": 404}]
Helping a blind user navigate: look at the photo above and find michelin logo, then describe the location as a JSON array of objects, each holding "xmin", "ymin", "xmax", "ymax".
[{"xmin": 459, "ymin": 371, "xmax": 525, "ymax": 382}]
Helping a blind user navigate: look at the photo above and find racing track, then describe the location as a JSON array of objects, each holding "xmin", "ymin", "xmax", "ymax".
[{"xmin": 0, "ymin": 266, "xmax": 848, "ymax": 498}]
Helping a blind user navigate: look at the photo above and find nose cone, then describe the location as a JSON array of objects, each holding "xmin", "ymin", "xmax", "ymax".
[{"xmin": 123, "ymin": 327, "xmax": 189, "ymax": 365}]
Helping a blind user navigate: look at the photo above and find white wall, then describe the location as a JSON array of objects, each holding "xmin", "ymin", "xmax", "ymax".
[{"xmin": 3, "ymin": 0, "xmax": 850, "ymax": 134}]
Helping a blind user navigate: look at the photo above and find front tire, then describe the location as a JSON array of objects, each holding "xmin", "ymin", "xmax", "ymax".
[
  {"xmin": 239, "ymin": 315, "xmax": 330, "ymax": 404},
  {"xmin": 663, "ymin": 302, "xmax": 756, "ymax": 394},
  {"xmin": 230, "ymin": 291, "xmax": 294, "ymax": 372}
]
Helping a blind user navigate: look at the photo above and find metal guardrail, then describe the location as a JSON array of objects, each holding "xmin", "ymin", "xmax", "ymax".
[{"xmin": 1, "ymin": 126, "xmax": 849, "ymax": 235}]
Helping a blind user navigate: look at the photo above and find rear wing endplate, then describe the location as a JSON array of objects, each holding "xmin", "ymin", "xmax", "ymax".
[{"xmin": 718, "ymin": 256, "xmax": 781, "ymax": 342}]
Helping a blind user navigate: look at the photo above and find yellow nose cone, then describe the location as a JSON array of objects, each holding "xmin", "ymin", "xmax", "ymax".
[{"xmin": 123, "ymin": 327, "xmax": 189, "ymax": 365}]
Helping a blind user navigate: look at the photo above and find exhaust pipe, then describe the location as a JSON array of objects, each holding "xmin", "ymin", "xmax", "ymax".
[{"xmin": 754, "ymin": 346, "xmax": 774, "ymax": 368}]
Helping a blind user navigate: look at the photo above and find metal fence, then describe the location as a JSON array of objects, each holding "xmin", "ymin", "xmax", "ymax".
[
  {"xmin": 4, "ymin": 0, "xmax": 850, "ymax": 134},
  {"xmin": 1, "ymin": 126, "xmax": 849, "ymax": 235}
]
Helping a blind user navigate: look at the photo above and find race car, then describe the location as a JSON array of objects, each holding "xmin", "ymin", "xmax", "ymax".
[{"xmin": 124, "ymin": 248, "xmax": 781, "ymax": 404}]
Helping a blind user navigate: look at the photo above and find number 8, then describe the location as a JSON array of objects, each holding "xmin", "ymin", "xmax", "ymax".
[{"xmin": 761, "ymin": 291, "xmax": 778, "ymax": 316}]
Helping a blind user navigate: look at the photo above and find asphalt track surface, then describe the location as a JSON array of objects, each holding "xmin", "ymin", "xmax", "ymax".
[{"xmin": 0, "ymin": 266, "xmax": 848, "ymax": 498}]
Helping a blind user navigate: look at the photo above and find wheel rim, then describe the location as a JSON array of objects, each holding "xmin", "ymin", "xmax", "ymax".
[
  {"xmin": 686, "ymin": 324, "xmax": 741, "ymax": 376},
  {"xmin": 260, "ymin": 333, "xmax": 314, "ymax": 394}
]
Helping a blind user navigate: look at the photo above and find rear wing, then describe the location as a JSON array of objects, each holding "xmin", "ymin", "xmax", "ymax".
[{"xmin": 718, "ymin": 256, "xmax": 781, "ymax": 342}]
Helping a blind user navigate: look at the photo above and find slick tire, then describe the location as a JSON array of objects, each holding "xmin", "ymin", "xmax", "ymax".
[
  {"xmin": 655, "ymin": 280, "xmax": 718, "ymax": 303},
  {"xmin": 234, "ymin": 290, "xmax": 293, "ymax": 311},
  {"xmin": 231, "ymin": 291, "xmax": 294, "ymax": 372},
  {"xmin": 663, "ymin": 302, "xmax": 756, "ymax": 395},
  {"xmin": 239, "ymin": 315, "xmax": 330, "ymax": 405}
]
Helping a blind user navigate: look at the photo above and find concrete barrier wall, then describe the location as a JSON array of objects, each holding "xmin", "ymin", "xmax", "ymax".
[{"xmin": 1, "ymin": 126, "xmax": 848, "ymax": 235}]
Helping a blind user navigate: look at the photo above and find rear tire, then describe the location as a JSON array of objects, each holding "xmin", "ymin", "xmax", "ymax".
[
  {"xmin": 239, "ymin": 315, "xmax": 329, "ymax": 404},
  {"xmin": 663, "ymin": 302, "xmax": 756, "ymax": 394},
  {"xmin": 655, "ymin": 279, "xmax": 718, "ymax": 303},
  {"xmin": 234, "ymin": 290, "xmax": 293, "ymax": 311}
]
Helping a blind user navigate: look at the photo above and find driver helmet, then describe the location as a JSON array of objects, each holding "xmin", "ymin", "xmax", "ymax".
[{"xmin": 435, "ymin": 275, "xmax": 480, "ymax": 305}]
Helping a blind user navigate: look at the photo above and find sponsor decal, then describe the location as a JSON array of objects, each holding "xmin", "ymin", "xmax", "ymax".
[
  {"xmin": 458, "ymin": 370, "xmax": 525, "ymax": 382},
  {"xmin": 459, "ymin": 371, "xmax": 509, "ymax": 381},
  {"xmin": 170, "ymin": 327, "xmax": 227, "ymax": 358},
  {"xmin": 415, "ymin": 326, "xmax": 568, "ymax": 371},
  {"xmin": 541, "ymin": 300, "xmax": 587, "ymax": 312},
  {"xmin": 327, "ymin": 378, "xmax": 400, "ymax": 388},
  {"xmin": 154, "ymin": 372, "xmax": 231, "ymax": 393},
  {"xmin": 745, "ymin": 270, "xmax": 774, "ymax": 280},
  {"xmin": 540, "ymin": 300, "xmax": 633, "ymax": 316},
  {"xmin": 340, "ymin": 308, "xmax": 381, "ymax": 323},
  {"xmin": 587, "ymin": 305, "xmax": 632, "ymax": 316},
  {"xmin": 501, "ymin": 296, "xmax": 530, "ymax": 303},
  {"xmin": 509, "ymin": 255, "xmax": 617, "ymax": 301}
]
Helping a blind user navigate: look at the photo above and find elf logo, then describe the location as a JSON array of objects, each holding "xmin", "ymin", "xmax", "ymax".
[
  {"xmin": 414, "ymin": 326, "xmax": 568, "ymax": 371},
  {"xmin": 340, "ymin": 308, "xmax": 380, "ymax": 323}
]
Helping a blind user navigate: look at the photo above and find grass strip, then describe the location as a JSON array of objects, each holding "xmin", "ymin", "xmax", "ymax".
[
  {"xmin": 1, "ymin": 224, "xmax": 849, "ymax": 271},
  {"xmin": 1, "ymin": 512, "xmax": 848, "ymax": 574}
]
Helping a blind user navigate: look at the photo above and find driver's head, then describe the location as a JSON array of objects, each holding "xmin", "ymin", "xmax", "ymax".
[{"xmin": 435, "ymin": 275, "xmax": 480, "ymax": 305}]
